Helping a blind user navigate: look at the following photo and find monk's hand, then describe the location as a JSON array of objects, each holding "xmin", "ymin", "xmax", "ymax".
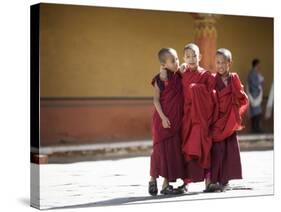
[
  {"xmin": 161, "ymin": 116, "xmax": 171, "ymax": 128},
  {"xmin": 179, "ymin": 63, "xmax": 187, "ymax": 73},
  {"xmin": 159, "ymin": 66, "xmax": 167, "ymax": 81}
]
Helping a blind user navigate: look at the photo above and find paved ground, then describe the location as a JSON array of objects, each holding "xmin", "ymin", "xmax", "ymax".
[
  {"xmin": 35, "ymin": 134, "xmax": 273, "ymax": 163},
  {"xmin": 31, "ymin": 150, "xmax": 273, "ymax": 210}
]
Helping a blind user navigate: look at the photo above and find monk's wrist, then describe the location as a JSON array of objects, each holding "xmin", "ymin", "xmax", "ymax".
[{"xmin": 160, "ymin": 115, "xmax": 167, "ymax": 120}]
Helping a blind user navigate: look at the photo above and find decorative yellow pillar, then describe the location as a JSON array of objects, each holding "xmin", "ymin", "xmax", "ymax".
[{"xmin": 192, "ymin": 14, "xmax": 220, "ymax": 73}]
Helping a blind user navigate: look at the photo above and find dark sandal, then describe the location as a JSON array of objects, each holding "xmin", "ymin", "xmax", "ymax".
[
  {"xmin": 203, "ymin": 183, "xmax": 222, "ymax": 192},
  {"xmin": 148, "ymin": 181, "xmax": 158, "ymax": 196},
  {"xmin": 160, "ymin": 185, "xmax": 177, "ymax": 195},
  {"xmin": 221, "ymin": 183, "xmax": 231, "ymax": 191},
  {"xmin": 174, "ymin": 184, "xmax": 188, "ymax": 194}
]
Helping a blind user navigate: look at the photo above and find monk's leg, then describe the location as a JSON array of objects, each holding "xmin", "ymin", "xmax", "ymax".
[
  {"xmin": 149, "ymin": 150, "xmax": 158, "ymax": 196},
  {"xmin": 160, "ymin": 178, "xmax": 180, "ymax": 195},
  {"xmin": 176, "ymin": 178, "xmax": 190, "ymax": 193},
  {"xmin": 148, "ymin": 176, "xmax": 158, "ymax": 196},
  {"xmin": 162, "ymin": 178, "xmax": 169, "ymax": 189},
  {"xmin": 204, "ymin": 169, "xmax": 211, "ymax": 189},
  {"xmin": 150, "ymin": 176, "xmax": 156, "ymax": 182}
]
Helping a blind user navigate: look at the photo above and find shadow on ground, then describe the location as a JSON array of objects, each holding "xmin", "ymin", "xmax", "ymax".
[{"xmin": 46, "ymin": 192, "xmax": 201, "ymax": 210}]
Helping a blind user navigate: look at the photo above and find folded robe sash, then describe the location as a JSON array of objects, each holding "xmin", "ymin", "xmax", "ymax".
[
  {"xmin": 212, "ymin": 73, "xmax": 249, "ymax": 142},
  {"xmin": 181, "ymin": 68, "xmax": 216, "ymax": 169}
]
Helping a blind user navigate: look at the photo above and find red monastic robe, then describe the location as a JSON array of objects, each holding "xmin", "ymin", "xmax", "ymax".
[
  {"xmin": 210, "ymin": 72, "xmax": 248, "ymax": 184},
  {"xmin": 150, "ymin": 70, "xmax": 185, "ymax": 181},
  {"xmin": 212, "ymin": 73, "xmax": 249, "ymax": 142},
  {"xmin": 151, "ymin": 70, "xmax": 184, "ymax": 145},
  {"xmin": 181, "ymin": 68, "xmax": 216, "ymax": 169}
]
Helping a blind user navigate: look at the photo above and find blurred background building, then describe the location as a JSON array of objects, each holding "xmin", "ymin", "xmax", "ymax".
[{"xmin": 38, "ymin": 3, "xmax": 273, "ymax": 149}]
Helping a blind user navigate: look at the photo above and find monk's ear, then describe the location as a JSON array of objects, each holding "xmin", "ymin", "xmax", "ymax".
[
  {"xmin": 160, "ymin": 63, "xmax": 166, "ymax": 69},
  {"xmin": 227, "ymin": 60, "xmax": 233, "ymax": 70},
  {"xmin": 199, "ymin": 54, "xmax": 202, "ymax": 61}
]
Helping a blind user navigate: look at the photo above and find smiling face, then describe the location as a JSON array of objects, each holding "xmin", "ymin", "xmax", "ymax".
[
  {"xmin": 183, "ymin": 48, "xmax": 201, "ymax": 70},
  {"xmin": 163, "ymin": 51, "xmax": 180, "ymax": 72},
  {"xmin": 215, "ymin": 54, "xmax": 231, "ymax": 76}
]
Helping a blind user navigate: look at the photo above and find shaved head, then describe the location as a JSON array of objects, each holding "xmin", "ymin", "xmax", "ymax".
[
  {"xmin": 184, "ymin": 43, "xmax": 200, "ymax": 56},
  {"xmin": 158, "ymin": 48, "xmax": 177, "ymax": 64},
  {"xmin": 216, "ymin": 48, "xmax": 232, "ymax": 62}
]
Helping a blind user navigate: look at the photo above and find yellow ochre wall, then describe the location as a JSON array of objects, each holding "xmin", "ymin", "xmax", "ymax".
[
  {"xmin": 40, "ymin": 4, "xmax": 273, "ymax": 97},
  {"xmin": 40, "ymin": 4, "xmax": 194, "ymax": 97}
]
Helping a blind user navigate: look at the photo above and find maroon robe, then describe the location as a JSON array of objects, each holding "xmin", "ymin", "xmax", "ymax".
[
  {"xmin": 181, "ymin": 68, "xmax": 216, "ymax": 182},
  {"xmin": 210, "ymin": 72, "xmax": 249, "ymax": 184},
  {"xmin": 212, "ymin": 73, "xmax": 249, "ymax": 142},
  {"xmin": 150, "ymin": 70, "xmax": 185, "ymax": 182}
]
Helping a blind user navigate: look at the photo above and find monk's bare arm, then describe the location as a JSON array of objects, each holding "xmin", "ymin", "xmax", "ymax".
[{"xmin": 153, "ymin": 82, "xmax": 171, "ymax": 128}]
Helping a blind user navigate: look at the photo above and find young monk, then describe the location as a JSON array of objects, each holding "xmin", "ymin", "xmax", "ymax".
[
  {"xmin": 149, "ymin": 48, "xmax": 185, "ymax": 196},
  {"xmin": 209, "ymin": 48, "xmax": 249, "ymax": 192},
  {"xmin": 161, "ymin": 43, "xmax": 216, "ymax": 192},
  {"xmin": 179, "ymin": 43, "xmax": 216, "ymax": 192}
]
